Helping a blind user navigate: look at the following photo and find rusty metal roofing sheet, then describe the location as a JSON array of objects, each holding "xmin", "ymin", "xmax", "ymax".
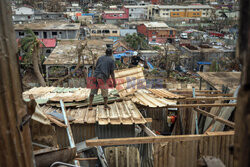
[
  {"xmin": 39, "ymin": 100, "xmax": 146, "ymax": 125},
  {"xmin": 132, "ymin": 90, "xmax": 177, "ymax": 108},
  {"xmin": 23, "ymin": 87, "xmax": 90, "ymax": 104},
  {"xmin": 147, "ymin": 89, "xmax": 185, "ymax": 99},
  {"xmin": 115, "ymin": 67, "xmax": 146, "ymax": 97}
]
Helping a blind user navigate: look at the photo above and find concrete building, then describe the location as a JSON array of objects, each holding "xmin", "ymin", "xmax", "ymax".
[
  {"xmin": 137, "ymin": 22, "xmax": 176, "ymax": 44},
  {"xmin": 14, "ymin": 22, "xmax": 81, "ymax": 40},
  {"xmin": 102, "ymin": 9, "xmax": 129, "ymax": 24},
  {"xmin": 87, "ymin": 24, "xmax": 120, "ymax": 39},
  {"xmin": 124, "ymin": 5, "xmax": 148, "ymax": 21},
  {"xmin": 12, "ymin": 6, "xmax": 35, "ymax": 23},
  {"xmin": 148, "ymin": 4, "xmax": 213, "ymax": 20}
]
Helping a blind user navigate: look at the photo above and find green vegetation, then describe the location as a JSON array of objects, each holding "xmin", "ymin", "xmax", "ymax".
[
  {"xmin": 20, "ymin": 28, "xmax": 46, "ymax": 86},
  {"xmin": 124, "ymin": 33, "xmax": 149, "ymax": 50}
]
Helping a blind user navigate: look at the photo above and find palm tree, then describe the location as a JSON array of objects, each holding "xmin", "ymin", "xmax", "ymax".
[{"xmin": 20, "ymin": 28, "xmax": 46, "ymax": 86}]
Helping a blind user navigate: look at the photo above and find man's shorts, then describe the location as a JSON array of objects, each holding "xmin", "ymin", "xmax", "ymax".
[{"xmin": 90, "ymin": 77, "xmax": 108, "ymax": 98}]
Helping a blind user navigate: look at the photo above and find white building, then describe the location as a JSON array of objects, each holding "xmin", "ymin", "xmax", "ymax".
[{"xmin": 125, "ymin": 5, "xmax": 148, "ymax": 21}]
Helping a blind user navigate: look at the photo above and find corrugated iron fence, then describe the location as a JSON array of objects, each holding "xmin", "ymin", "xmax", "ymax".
[{"xmin": 153, "ymin": 132, "xmax": 234, "ymax": 167}]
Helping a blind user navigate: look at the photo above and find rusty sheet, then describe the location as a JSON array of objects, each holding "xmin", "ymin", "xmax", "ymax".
[{"xmin": 39, "ymin": 100, "xmax": 147, "ymax": 125}]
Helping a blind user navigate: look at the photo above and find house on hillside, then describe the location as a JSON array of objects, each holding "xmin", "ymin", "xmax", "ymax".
[
  {"xmin": 14, "ymin": 22, "xmax": 81, "ymax": 40},
  {"xmin": 148, "ymin": 5, "xmax": 213, "ymax": 20},
  {"xmin": 87, "ymin": 24, "xmax": 120, "ymax": 40},
  {"xmin": 102, "ymin": 9, "xmax": 129, "ymax": 24},
  {"xmin": 137, "ymin": 22, "xmax": 176, "ymax": 44},
  {"xmin": 124, "ymin": 5, "xmax": 148, "ymax": 21},
  {"xmin": 43, "ymin": 39, "xmax": 112, "ymax": 86},
  {"xmin": 12, "ymin": 6, "xmax": 35, "ymax": 23}
]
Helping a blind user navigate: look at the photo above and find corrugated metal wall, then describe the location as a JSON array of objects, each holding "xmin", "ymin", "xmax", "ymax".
[
  {"xmin": 96, "ymin": 124, "xmax": 135, "ymax": 139},
  {"xmin": 153, "ymin": 133, "xmax": 234, "ymax": 167},
  {"xmin": 55, "ymin": 124, "xmax": 95, "ymax": 148}
]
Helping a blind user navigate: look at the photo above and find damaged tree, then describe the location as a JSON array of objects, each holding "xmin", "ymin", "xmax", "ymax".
[
  {"xmin": 20, "ymin": 28, "xmax": 46, "ymax": 86},
  {"xmin": 53, "ymin": 42, "xmax": 87, "ymax": 86}
]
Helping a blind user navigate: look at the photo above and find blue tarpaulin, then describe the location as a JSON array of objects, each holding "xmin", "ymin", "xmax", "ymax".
[
  {"xmin": 147, "ymin": 61, "xmax": 154, "ymax": 69},
  {"xmin": 197, "ymin": 61, "xmax": 211, "ymax": 65},
  {"xmin": 113, "ymin": 50, "xmax": 134, "ymax": 59},
  {"xmin": 81, "ymin": 13, "xmax": 95, "ymax": 18}
]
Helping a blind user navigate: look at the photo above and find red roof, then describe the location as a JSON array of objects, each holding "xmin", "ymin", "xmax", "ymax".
[{"xmin": 16, "ymin": 38, "xmax": 56, "ymax": 48}]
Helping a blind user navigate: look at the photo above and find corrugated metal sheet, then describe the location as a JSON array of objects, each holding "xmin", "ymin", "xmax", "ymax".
[
  {"xmin": 153, "ymin": 132, "xmax": 234, "ymax": 167},
  {"xmin": 132, "ymin": 90, "xmax": 177, "ymax": 108},
  {"xmin": 148, "ymin": 89, "xmax": 185, "ymax": 99},
  {"xmin": 114, "ymin": 67, "xmax": 181, "ymax": 108},
  {"xmin": 96, "ymin": 124, "xmax": 135, "ymax": 139},
  {"xmin": 55, "ymin": 124, "xmax": 95, "ymax": 148},
  {"xmin": 23, "ymin": 87, "xmax": 90, "ymax": 104},
  {"xmin": 39, "ymin": 100, "xmax": 146, "ymax": 125}
]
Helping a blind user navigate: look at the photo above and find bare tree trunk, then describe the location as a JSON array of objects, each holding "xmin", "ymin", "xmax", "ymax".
[
  {"xmin": 33, "ymin": 46, "xmax": 46, "ymax": 86},
  {"xmin": 53, "ymin": 42, "xmax": 87, "ymax": 86},
  {"xmin": 0, "ymin": 1, "xmax": 34, "ymax": 167},
  {"xmin": 234, "ymin": 0, "xmax": 250, "ymax": 167}
]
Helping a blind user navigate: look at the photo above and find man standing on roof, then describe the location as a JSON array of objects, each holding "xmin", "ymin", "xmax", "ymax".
[{"xmin": 88, "ymin": 48, "xmax": 116, "ymax": 110}]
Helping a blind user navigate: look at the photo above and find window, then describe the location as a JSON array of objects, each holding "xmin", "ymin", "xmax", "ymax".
[
  {"xmin": 114, "ymin": 15, "xmax": 117, "ymax": 17},
  {"xmin": 34, "ymin": 32, "xmax": 39, "ymax": 36},
  {"xmin": 152, "ymin": 32, "xmax": 156, "ymax": 35},
  {"xmin": 119, "ymin": 14, "xmax": 123, "ymax": 17},
  {"xmin": 193, "ymin": 9, "xmax": 196, "ymax": 11},
  {"xmin": 203, "ymin": 13, "xmax": 206, "ymax": 15},
  {"xmin": 166, "ymin": 13, "xmax": 169, "ymax": 15},
  {"xmin": 97, "ymin": 30, "xmax": 101, "ymax": 34},
  {"xmin": 28, "ymin": 15, "xmax": 31, "ymax": 19},
  {"xmin": 52, "ymin": 32, "xmax": 57, "ymax": 36},
  {"xmin": 173, "ymin": 9, "xmax": 175, "ymax": 11},
  {"xmin": 112, "ymin": 30, "xmax": 118, "ymax": 34},
  {"xmin": 129, "ymin": 14, "xmax": 132, "ymax": 17},
  {"xmin": 152, "ymin": 39, "xmax": 156, "ymax": 42},
  {"xmin": 193, "ymin": 13, "xmax": 196, "ymax": 15},
  {"xmin": 19, "ymin": 32, "xmax": 24, "ymax": 36},
  {"xmin": 197, "ymin": 9, "xmax": 200, "ymax": 11},
  {"xmin": 92, "ymin": 30, "xmax": 96, "ymax": 34},
  {"xmin": 177, "ymin": 9, "xmax": 179, "ymax": 11},
  {"xmin": 131, "ymin": 9, "xmax": 134, "ymax": 11},
  {"xmin": 173, "ymin": 13, "xmax": 176, "ymax": 15},
  {"xmin": 46, "ymin": 49, "xmax": 51, "ymax": 54},
  {"xmin": 59, "ymin": 32, "xmax": 62, "ymax": 34},
  {"xmin": 177, "ymin": 13, "xmax": 179, "ymax": 15},
  {"xmin": 102, "ymin": 30, "xmax": 110, "ymax": 34}
]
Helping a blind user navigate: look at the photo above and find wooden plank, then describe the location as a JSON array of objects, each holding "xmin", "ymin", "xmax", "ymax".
[
  {"xmin": 178, "ymin": 97, "xmax": 237, "ymax": 102},
  {"xmin": 46, "ymin": 115, "xmax": 67, "ymax": 128},
  {"xmin": 180, "ymin": 93, "xmax": 233, "ymax": 97},
  {"xmin": 167, "ymin": 103, "xmax": 237, "ymax": 108},
  {"xmin": 75, "ymin": 157, "xmax": 98, "ymax": 161},
  {"xmin": 86, "ymin": 131, "xmax": 234, "ymax": 146},
  {"xmin": 170, "ymin": 90, "xmax": 222, "ymax": 93},
  {"xmin": 194, "ymin": 108, "xmax": 235, "ymax": 128},
  {"xmin": 139, "ymin": 124, "xmax": 157, "ymax": 136}
]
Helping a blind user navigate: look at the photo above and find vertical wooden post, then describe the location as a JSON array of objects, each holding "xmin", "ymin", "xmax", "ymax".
[
  {"xmin": 0, "ymin": 1, "xmax": 34, "ymax": 167},
  {"xmin": 234, "ymin": 0, "xmax": 250, "ymax": 167}
]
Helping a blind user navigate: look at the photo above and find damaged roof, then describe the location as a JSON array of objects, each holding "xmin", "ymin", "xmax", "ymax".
[
  {"xmin": 38, "ymin": 100, "xmax": 147, "ymax": 125},
  {"xmin": 43, "ymin": 40, "xmax": 107, "ymax": 65},
  {"xmin": 115, "ymin": 67, "xmax": 184, "ymax": 107},
  {"xmin": 198, "ymin": 72, "xmax": 241, "ymax": 91}
]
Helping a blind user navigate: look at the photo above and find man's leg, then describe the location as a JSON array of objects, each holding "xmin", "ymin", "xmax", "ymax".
[{"xmin": 101, "ymin": 88, "xmax": 110, "ymax": 110}]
